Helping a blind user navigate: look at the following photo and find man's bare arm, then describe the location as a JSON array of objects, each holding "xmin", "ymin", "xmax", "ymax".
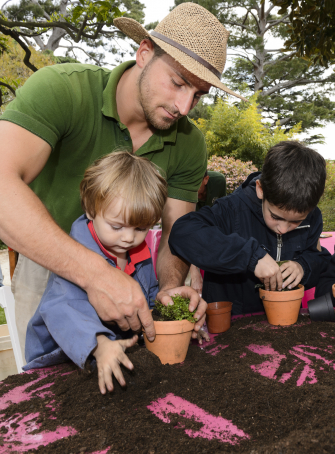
[
  {"xmin": 155, "ymin": 197, "xmax": 207, "ymax": 337},
  {"xmin": 0, "ymin": 122, "xmax": 156, "ymax": 340}
]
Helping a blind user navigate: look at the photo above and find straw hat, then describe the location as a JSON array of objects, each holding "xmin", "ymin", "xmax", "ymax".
[{"xmin": 114, "ymin": 2, "xmax": 246, "ymax": 101}]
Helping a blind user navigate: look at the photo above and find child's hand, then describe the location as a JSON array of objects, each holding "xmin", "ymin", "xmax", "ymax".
[
  {"xmin": 197, "ymin": 328, "xmax": 210, "ymax": 345},
  {"xmin": 254, "ymin": 254, "xmax": 282, "ymax": 291},
  {"xmin": 92, "ymin": 334, "xmax": 138, "ymax": 395},
  {"xmin": 280, "ymin": 261, "xmax": 304, "ymax": 290}
]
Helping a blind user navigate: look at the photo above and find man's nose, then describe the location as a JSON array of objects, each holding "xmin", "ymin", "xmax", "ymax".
[{"xmin": 175, "ymin": 92, "xmax": 195, "ymax": 116}]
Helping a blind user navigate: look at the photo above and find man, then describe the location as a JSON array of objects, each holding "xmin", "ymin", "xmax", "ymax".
[
  {"xmin": 0, "ymin": 2, "xmax": 245, "ymax": 357},
  {"xmin": 190, "ymin": 170, "xmax": 227, "ymax": 294}
]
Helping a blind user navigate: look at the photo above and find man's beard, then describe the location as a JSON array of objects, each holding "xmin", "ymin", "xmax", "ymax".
[{"xmin": 138, "ymin": 60, "xmax": 182, "ymax": 130}]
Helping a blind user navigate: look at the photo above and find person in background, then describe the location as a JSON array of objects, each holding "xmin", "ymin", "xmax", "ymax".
[{"xmin": 189, "ymin": 170, "xmax": 227, "ymax": 295}]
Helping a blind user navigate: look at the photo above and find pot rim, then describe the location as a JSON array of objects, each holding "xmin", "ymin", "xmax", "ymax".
[
  {"xmin": 259, "ymin": 284, "xmax": 304, "ymax": 302},
  {"xmin": 206, "ymin": 306, "xmax": 232, "ymax": 315},
  {"xmin": 143, "ymin": 318, "xmax": 195, "ymax": 335}
]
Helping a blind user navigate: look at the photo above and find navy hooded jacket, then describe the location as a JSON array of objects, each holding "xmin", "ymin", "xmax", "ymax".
[
  {"xmin": 169, "ymin": 172, "xmax": 331, "ymax": 315},
  {"xmin": 24, "ymin": 214, "xmax": 159, "ymax": 370}
]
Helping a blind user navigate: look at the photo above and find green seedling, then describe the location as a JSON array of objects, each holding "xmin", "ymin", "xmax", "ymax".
[{"xmin": 154, "ymin": 294, "xmax": 197, "ymax": 322}]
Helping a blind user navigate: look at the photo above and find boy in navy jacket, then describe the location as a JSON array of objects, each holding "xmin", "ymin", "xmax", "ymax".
[
  {"xmin": 169, "ymin": 141, "xmax": 331, "ymax": 315},
  {"xmin": 24, "ymin": 151, "xmax": 167, "ymax": 394}
]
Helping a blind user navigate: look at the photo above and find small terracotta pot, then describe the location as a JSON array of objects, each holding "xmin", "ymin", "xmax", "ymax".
[
  {"xmin": 143, "ymin": 319, "xmax": 194, "ymax": 365},
  {"xmin": 206, "ymin": 301, "xmax": 233, "ymax": 334},
  {"xmin": 259, "ymin": 284, "xmax": 304, "ymax": 326}
]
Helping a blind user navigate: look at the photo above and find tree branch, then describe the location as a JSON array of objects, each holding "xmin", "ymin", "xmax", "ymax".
[
  {"xmin": 262, "ymin": 75, "xmax": 335, "ymax": 97},
  {"xmin": 0, "ymin": 24, "xmax": 38, "ymax": 71},
  {"xmin": 0, "ymin": 81, "xmax": 16, "ymax": 95}
]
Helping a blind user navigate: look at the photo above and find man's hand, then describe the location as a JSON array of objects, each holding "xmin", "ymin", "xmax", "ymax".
[
  {"xmin": 92, "ymin": 334, "xmax": 138, "ymax": 394},
  {"xmin": 156, "ymin": 286, "xmax": 207, "ymax": 339},
  {"xmin": 190, "ymin": 264, "xmax": 203, "ymax": 295},
  {"xmin": 280, "ymin": 261, "xmax": 304, "ymax": 290},
  {"xmin": 254, "ymin": 253, "xmax": 282, "ymax": 291},
  {"xmin": 84, "ymin": 259, "xmax": 156, "ymax": 341}
]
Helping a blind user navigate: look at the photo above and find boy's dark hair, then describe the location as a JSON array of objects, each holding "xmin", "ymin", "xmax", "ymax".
[{"xmin": 260, "ymin": 141, "xmax": 326, "ymax": 213}]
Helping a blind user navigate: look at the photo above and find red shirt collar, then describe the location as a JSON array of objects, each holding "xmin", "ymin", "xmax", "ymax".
[{"xmin": 87, "ymin": 220, "xmax": 151, "ymax": 275}]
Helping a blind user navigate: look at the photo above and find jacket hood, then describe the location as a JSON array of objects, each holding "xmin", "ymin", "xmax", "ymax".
[{"xmin": 233, "ymin": 172, "xmax": 265, "ymax": 226}]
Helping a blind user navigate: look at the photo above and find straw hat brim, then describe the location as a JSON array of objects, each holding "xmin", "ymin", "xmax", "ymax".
[{"xmin": 114, "ymin": 17, "xmax": 247, "ymax": 101}]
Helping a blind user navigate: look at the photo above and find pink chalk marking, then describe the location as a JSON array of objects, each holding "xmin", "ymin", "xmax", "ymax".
[
  {"xmin": 278, "ymin": 366, "xmax": 297, "ymax": 384},
  {"xmin": 148, "ymin": 393, "xmax": 249, "ymax": 445},
  {"xmin": 240, "ymin": 352, "xmax": 247, "ymax": 359},
  {"xmin": 247, "ymin": 344, "xmax": 286, "ymax": 380},
  {"xmin": 296, "ymin": 365, "xmax": 317, "ymax": 386},
  {"xmin": 90, "ymin": 449, "xmax": 111, "ymax": 454},
  {"xmin": 0, "ymin": 366, "xmax": 76, "ymax": 412},
  {"xmin": 205, "ymin": 344, "xmax": 229, "ymax": 356},
  {"xmin": 320, "ymin": 332, "xmax": 335, "ymax": 340},
  {"xmin": 0, "ymin": 412, "xmax": 77, "ymax": 453}
]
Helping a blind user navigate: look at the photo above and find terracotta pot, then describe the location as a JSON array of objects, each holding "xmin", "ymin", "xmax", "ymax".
[
  {"xmin": 143, "ymin": 319, "xmax": 194, "ymax": 365},
  {"xmin": 259, "ymin": 284, "xmax": 304, "ymax": 326},
  {"xmin": 206, "ymin": 301, "xmax": 233, "ymax": 334}
]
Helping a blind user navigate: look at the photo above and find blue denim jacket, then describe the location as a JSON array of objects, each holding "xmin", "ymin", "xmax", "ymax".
[{"xmin": 24, "ymin": 215, "xmax": 158, "ymax": 370}]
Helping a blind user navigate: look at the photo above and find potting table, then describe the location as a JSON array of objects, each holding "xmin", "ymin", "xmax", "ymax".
[{"xmin": 1, "ymin": 308, "xmax": 334, "ymax": 453}]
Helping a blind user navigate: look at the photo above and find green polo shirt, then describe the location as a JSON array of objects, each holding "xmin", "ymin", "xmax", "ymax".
[
  {"xmin": 196, "ymin": 171, "xmax": 226, "ymax": 211},
  {"xmin": 1, "ymin": 61, "xmax": 207, "ymax": 233}
]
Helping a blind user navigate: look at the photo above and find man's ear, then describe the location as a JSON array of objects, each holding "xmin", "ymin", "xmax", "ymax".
[
  {"xmin": 255, "ymin": 179, "xmax": 264, "ymax": 200},
  {"xmin": 136, "ymin": 39, "xmax": 155, "ymax": 69},
  {"xmin": 204, "ymin": 175, "xmax": 210, "ymax": 186}
]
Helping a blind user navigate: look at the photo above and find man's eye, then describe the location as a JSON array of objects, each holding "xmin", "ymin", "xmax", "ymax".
[{"xmin": 172, "ymin": 79, "xmax": 182, "ymax": 87}]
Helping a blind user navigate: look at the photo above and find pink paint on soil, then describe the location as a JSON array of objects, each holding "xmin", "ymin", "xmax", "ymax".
[
  {"xmin": 148, "ymin": 393, "xmax": 249, "ymax": 445},
  {"xmin": 90, "ymin": 449, "xmax": 111, "ymax": 454},
  {"xmin": 240, "ymin": 352, "xmax": 247, "ymax": 359},
  {"xmin": 0, "ymin": 412, "xmax": 77, "ymax": 453},
  {"xmin": 247, "ymin": 344, "xmax": 286, "ymax": 380},
  {"xmin": 205, "ymin": 344, "xmax": 229, "ymax": 356}
]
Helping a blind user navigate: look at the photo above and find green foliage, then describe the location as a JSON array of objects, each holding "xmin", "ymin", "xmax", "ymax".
[
  {"xmin": 318, "ymin": 160, "xmax": 335, "ymax": 231},
  {"xmin": 1, "ymin": 0, "xmax": 145, "ymax": 68},
  {"xmin": 271, "ymin": 0, "xmax": 335, "ymax": 65},
  {"xmin": 154, "ymin": 295, "xmax": 197, "ymax": 322},
  {"xmin": 195, "ymin": 96, "xmax": 301, "ymax": 169},
  {"xmin": 0, "ymin": 37, "xmax": 55, "ymax": 110},
  {"xmin": 0, "ymin": 307, "xmax": 6, "ymax": 325},
  {"xmin": 174, "ymin": 0, "xmax": 335, "ymax": 140},
  {"xmin": 207, "ymin": 155, "xmax": 258, "ymax": 194},
  {"xmin": 0, "ymin": 241, "xmax": 7, "ymax": 250}
]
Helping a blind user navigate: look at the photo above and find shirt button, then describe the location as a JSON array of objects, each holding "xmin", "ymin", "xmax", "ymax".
[{"xmin": 124, "ymin": 136, "xmax": 129, "ymax": 141}]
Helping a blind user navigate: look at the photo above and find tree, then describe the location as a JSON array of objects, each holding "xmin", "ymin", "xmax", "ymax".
[
  {"xmin": 0, "ymin": 36, "xmax": 55, "ymax": 109},
  {"xmin": 270, "ymin": 0, "xmax": 335, "ymax": 65},
  {"xmin": 174, "ymin": 0, "xmax": 335, "ymax": 142},
  {"xmin": 0, "ymin": 0, "xmax": 144, "ymax": 69},
  {"xmin": 195, "ymin": 95, "xmax": 300, "ymax": 168}
]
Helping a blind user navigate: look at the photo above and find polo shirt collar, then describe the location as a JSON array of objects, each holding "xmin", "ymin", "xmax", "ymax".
[
  {"xmin": 87, "ymin": 220, "xmax": 151, "ymax": 275},
  {"xmin": 101, "ymin": 60, "xmax": 178, "ymax": 146}
]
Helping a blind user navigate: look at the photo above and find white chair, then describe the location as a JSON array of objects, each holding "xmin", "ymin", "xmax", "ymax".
[{"xmin": 0, "ymin": 286, "xmax": 24, "ymax": 373}]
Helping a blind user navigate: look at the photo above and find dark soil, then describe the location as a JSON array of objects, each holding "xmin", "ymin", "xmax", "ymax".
[{"xmin": 2, "ymin": 313, "xmax": 335, "ymax": 453}]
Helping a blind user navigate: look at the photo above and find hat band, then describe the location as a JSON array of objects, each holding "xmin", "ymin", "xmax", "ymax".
[{"xmin": 151, "ymin": 31, "xmax": 221, "ymax": 79}]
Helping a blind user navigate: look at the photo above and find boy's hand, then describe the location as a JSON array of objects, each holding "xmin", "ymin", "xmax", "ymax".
[
  {"xmin": 92, "ymin": 334, "xmax": 138, "ymax": 395},
  {"xmin": 280, "ymin": 261, "xmax": 304, "ymax": 290},
  {"xmin": 197, "ymin": 328, "xmax": 210, "ymax": 345},
  {"xmin": 254, "ymin": 253, "xmax": 282, "ymax": 291}
]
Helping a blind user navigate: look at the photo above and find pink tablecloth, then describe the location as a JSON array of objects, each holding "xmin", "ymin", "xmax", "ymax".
[{"xmin": 301, "ymin": 232, "xmax": 335, "ymax": 307}]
